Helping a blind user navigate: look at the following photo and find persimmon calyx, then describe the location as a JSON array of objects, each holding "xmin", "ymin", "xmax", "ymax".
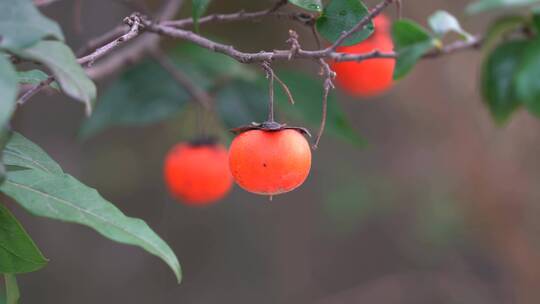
[{"xmin": 230, "ymin": 121, "xmax": 311, "ymax": 137}]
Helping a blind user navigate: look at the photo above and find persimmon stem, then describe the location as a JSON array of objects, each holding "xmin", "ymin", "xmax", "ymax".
[{"xmin": 262, "ymin": 62, "xmax": 276, "ymax": 122}]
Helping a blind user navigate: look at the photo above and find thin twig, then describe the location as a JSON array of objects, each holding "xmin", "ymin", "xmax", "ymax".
[
  {"xmin": 163, "ymin": 9, "xmax": 315, "ymax": 28},
  {"xmin": 423, "ymin": 35, "xmax": 484, "ymax": 58},
  {"xmin": 313, "ymin": 59, "xmax": 335, "ymax": 149},
  {"xmin": 77, "ymin": 26, "xmax": 129, "ymax": 57},
  {"xmin": 274, "ymin": 74, "xmax": 295, "ymax": 105},
  {"xmin": 17, "ymin": 76, "xmax": 54, "ymax": 105},
  {"xmin": 85, "ymin": 0, "xmax": 184, "ymax": 79},
  {"xmin": 78, "ymin": 13, "xmax": 144, "ymax": 66},
  {"xmin": 18, "ymin": 13, "xmax": 145, "ymax": 106},
  {"xmin": 150, "ymin": 49, "xmax": 212, "ymax": 109}
]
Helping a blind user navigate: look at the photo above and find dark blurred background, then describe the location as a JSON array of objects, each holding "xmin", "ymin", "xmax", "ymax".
[{"xmin": 5, "ymin": 0, "xmax": 540, "ymax": 303}]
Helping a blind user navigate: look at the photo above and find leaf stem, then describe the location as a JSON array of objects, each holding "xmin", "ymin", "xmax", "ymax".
[{"xmin": 4, "ymin": 274, "xmax": 20, "ymax": 304}]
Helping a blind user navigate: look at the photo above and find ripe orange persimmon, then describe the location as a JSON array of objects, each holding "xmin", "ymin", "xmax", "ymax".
[
  {"xmin": 164, "ymin": 141, "xmax": 233, "ymax": 206},
  {"xmin": 228, "ymin": 129, "xmax": 311, "ymax": 196},
  {"xmin": 332, "ymin": 15, "xmax": 395, "ymax": 97}
]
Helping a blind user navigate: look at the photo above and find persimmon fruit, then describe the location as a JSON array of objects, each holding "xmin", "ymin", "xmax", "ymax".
[
  {"xmin": 229, "ymin": 128, "xmax": 311, "ymax": 196},
  {"xmin": 332, "ymin": 14, "xmax": 395, "ymax": 97},
  {"xmin": 164, "ymin": 140, "xmax": 233, "ymax": 206}
]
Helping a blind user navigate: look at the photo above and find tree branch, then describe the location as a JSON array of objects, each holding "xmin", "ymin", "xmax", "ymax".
[{"xmin": 20, "ymin": 0, "xmax": 484, "ymax": 136}]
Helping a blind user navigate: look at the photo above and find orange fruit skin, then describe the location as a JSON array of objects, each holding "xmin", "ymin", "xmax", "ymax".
[
  {"xmin": 164, "ymin": 143, "xmax": 233, "ymax": 206},
  {"xmin": 228, "ymin": 129, "xmax": 312, "ymax": 196},
  {"xmin": 331, "ymin": 15, "xmax": 396, "ymax": 97}
]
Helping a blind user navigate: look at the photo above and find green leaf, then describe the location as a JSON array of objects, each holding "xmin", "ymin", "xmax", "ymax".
[
  {"xmin": 0, "ymin": 203, "xmax": 48, "ymax": 274},
  {"xmin": 467, "ymin": 0, "xmax": 540, "ymax": 14},
  {"xmin": 316, "ymin": 0, "xmax": 374, "ymax": 46},
  {"xmin": 81, "ymin": 44, "xmax": 255, "ymax": 138},
  {"xmin": 80, "ymin": 59, "xmax": 200, "ymax": 138},
  {"xmin": 0, "ymin": 0, "xmax": 64, "ymax": 50},
  {"xmin": 288, "ymin": 0, "xmax": 323, "ymax": 12},
  {"xmin": 428, "ymin": 10, "xmax": 473, "ymax": 41},
  {"xmin": 2, "ymin": 133, "xmax": 62, "ymax": 175},
  {"xmin": 192, "ymin": 0, "xmax": 212, "ymax": 32},
  {"xmin": 275, "ymin": 71, "xmax": 366, "ymax": 146},
  {"xmin": 392, "ymin": 19, "xmax": 435, "ymax": 80},
  {"xmin": 0, "ymin": 55, "xmax": 18, "ymax": 130},
  {"xmin": 0, "ymin": 133, "xmax": 182, "ymax": 283},
  {"xmin": 10, "ymin": 41, "xmax": 96, "ymax": 115},
  {"xmin": 481, "ymin": 41, "xmax": 527, "ymax": 124},
  {"xmin": 17, "ymin": 70, "xmax": 59, "ymax": 90},
  {"xmin": 514, "ymin": 38, "xmax": 540, "ymax": 117},
  {"xmin": 215, "ymin": 80, "xmax": 268, "ymax": 129},
  {"xmin": 3, "ymin": 274, "xmax": 18, "ymax": 304},
  {"xmin": 482, "ymin": 16, "xmax": 528, "ymax": 51}
]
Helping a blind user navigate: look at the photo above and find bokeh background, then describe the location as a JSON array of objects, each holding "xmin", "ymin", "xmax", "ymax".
[{"xmin": 5, "ymin": 0, "xmax": 540, "ymax": 303}]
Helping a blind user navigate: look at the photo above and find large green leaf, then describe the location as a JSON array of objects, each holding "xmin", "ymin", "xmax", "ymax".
[
  {"xmin": 0, "ymin": 0, "xmax": 64, "ymax": 50},
  {"xmin": 514, "ymin": 38, "xmax": 540, "ymax": 117},
  {"xmin": 0, "ymin": 203, "xmax": 47, "ymax": 274},
  {"xmin": 275, "ymin": 71, "xmax": 366, "ymax": 146},
  {"xmin": 316, "ymin": 0, "xmax": 374, "ymax": 46},
  {"xmin": 467, "ymin": 0, "xmax": 540, "ymax": 14},
  {"xmin": 192, "ymin": 0, "xmax": 212, "ymax": 31},
  {"xmin": 392, "ymin": 19, "xmax": 435, "ymax": 80},
  {"xmin": 288, "ymin": 0, "xmax": 323, "ymax": 12},
  {"xmin": 80, "ymin": 59, "xmax": 201, "ymax": 138},
  {"xmin": 0, "ymin": 55, "xmax": 18, "ymax": 130},
  {"xmin": 10, "ymin": 41, "xmax": 96, "ymax": 115},
  {"xmin": 215, "ymin": 80, "xmax": 268, "ymax": 129},
  {"xmin": 481, "ymin": 41, "xmax": 527, "ymax": 124},
  {"xmin": 0, "ymin": 133, "xmax": 181, "ymax": 283}
]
